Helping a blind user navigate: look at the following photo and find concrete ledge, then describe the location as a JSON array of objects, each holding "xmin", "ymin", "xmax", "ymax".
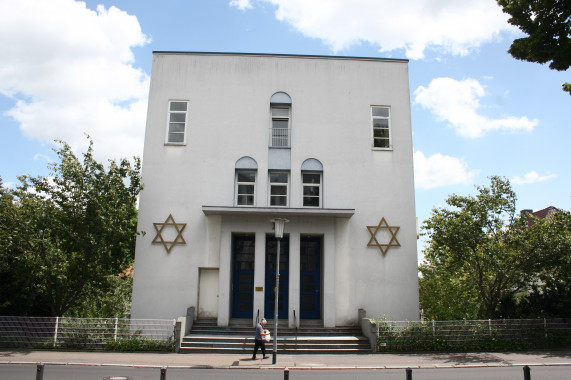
[{"xmin": 358, "ymin": 309, "xmax": 377, "ymax": 353}]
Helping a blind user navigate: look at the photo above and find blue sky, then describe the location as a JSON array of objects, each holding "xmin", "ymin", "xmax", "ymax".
[{"xmin": 0, "ymin": 0, "xmax": 569, "ymax": 262}]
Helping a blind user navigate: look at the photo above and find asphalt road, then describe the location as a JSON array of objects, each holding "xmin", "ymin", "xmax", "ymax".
[{"xmin": 1, "ymin": 364, "xmax": 570, "ymax": 380}]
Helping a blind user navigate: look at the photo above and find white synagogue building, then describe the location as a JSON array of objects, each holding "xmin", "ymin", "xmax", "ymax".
[{"xmin": 131, "ymin": 52, "xmax": 419, "ymax": 328}]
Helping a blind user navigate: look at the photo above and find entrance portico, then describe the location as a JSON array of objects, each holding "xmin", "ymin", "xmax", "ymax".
[{"xmin": 203, "ymin": 206, "xmax": 354, "ymax": 328}]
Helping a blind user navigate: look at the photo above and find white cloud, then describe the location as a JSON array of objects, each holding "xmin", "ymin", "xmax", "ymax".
[
  {"xmin": 414, "ymin": 77, "xmax": 538, "ymax": 138},
  {"xmin": 511, "ymin": 171, "xmax": 556, "ymax": 185},
  {"xmin": 33, "ymin": 153, "xmax": 52, "ymax": 163},
  {"xmin": 251, "ymin": 0, "xmax": 513, "ymax": 58},
  {"xmin": 0, "ymin": 0, "xmax": 150, "ymax": 162},
  {"xmin": 230, "ymin": 0, "xmax": 253, "ymax": 10},
  {"xmin": 414, "ymin": 150, "xmax": 478, "ymax": 190}
]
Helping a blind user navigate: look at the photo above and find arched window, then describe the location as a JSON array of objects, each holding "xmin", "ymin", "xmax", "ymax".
[
  {"xmin": 301, "ymin": 158, "xmax": 323, "ymax": 208},
  {"xmin": 235, "ymin": 156, "xmax": 257, "ymax": 206},
  {"xmin": 270, "ymin": 92, "xmax": 292, "ymax": 148}
]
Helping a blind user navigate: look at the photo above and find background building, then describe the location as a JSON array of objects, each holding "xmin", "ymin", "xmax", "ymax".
[{"xmin": 131, "ymin": 52, "xmax": 419, "ymax": 327}]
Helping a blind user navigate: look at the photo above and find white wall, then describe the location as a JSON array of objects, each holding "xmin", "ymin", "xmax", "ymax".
[{"xmin": 131, "ymin": 53, "xmax": 419, "ymax": 324}]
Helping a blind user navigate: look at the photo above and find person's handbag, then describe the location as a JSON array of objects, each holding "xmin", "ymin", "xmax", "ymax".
[{"xmin": 264, "ymin": 329, "xmax": 271, "ymax": 342}]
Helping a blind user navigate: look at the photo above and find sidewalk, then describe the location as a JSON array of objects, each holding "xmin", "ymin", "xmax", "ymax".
[{"xmin": 1, "ymin": 350, "xmax": 570, "ymax": 369}]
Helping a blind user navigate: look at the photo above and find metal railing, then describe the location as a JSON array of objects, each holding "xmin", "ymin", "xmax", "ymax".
[
  {"xmin": 293, "ymin": 309, "xmax": 298, "ymax": 349},
  {"xmin": 270, "ymin": 128, "xmax": 290, "ymax": 147},
  {"xmin": 374, "ymin": 318, "xmax": 571, "ymax": 351},
  {"xmin": 0, "ymin": 316, "xmax": 176, "ymax": 350}
]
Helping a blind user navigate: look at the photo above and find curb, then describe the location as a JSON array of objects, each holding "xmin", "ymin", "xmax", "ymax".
[{"xmin": 2, "ymin": 361, "xmax": 571, "ymax": 370}]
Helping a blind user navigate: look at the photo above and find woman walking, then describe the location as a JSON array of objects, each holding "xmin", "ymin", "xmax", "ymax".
[{"xmin": 252, "ymin": 318, "xmax": 269, "ymax": 360}]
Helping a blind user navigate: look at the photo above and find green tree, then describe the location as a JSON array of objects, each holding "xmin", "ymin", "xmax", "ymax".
[
  {"xmin": 497, "ymin": 0, "xmax": 571, "ymax": 94},
  {"xmin": 0, "ymin": 138, "xmax": 142, "ymax": 316},
  {"xmin": 1, "ymin": 178, "xmax": 32, "ymax": 313},
  {"xmin": 500, "ymin": 209, "xmax": 571, "ymax": 317},
  {"xmin": 66, "ymin": 265, "xmax": 134, "ymax": 318},
  {"xmin": 420, "ymin": 176, "xmax": 538, "ymax": 318},
  {"xmin": 419, "ymin": 265, "xmax": 480, "ymax": 320}
]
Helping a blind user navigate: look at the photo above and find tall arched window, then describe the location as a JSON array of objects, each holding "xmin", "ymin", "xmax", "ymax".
[
  {"xmin": 270, "ymin": 92, "xmax": 292, "ymax": 148},
  {"xmin": 235, "ymin": 156, "xmax": 258, "ymax": 206},
  {"xmin": 301, "ymin": 158, "xmax": 323, "ymax": 208}
]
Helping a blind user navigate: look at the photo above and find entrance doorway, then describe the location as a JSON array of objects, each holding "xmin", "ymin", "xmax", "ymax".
[
  {"xmin": 300, "ymin": 235, "xmax": 322, "ymax": 319},
  {"xmin": 264, "ymin": 235, "xmax": 289, "ymax": 319},
  {"xmin": 231, "ymin": 234, "xmax": 255, "ymax": 319}
]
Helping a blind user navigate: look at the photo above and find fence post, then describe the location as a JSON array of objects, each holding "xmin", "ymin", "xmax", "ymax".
[
  {"xmin": 114, "ymin": 318, "xmax": 119, "ymax": 342},
  {"xmin": 432, "ymin": 320, "xmax": 435, "ymax": 337},
  {"xmin": 36, "ymin": 362, "xmax": 45, "ymax": 380},
  {"xmin": 488, "ymin": 319, "xmax": 492, "ymax": 337},
  {"xmin": 284, "ymin": 367, "xmax": 289, "ymax": 380},
  {"xmin": 160, "ymin": 366, "xmax": 167, "ymax": 380},
  {"xmin": 544, "ymin": 318, "xmax": 547, "ymax": 339},
  {"xmin": 53, "ymin": 317, "xmax": 59, "ymax": 348},
  {"xmin": 523, "ymin": 365, "xmax": 531, "ymax": 380}
]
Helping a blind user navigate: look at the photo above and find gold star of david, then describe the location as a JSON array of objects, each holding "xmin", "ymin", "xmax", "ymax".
[
  {"xmin": 152, "ymin": 214, "xmax": 187, "ymax": 253},
  {"xmin": 367, "ymin": 217, "xmax": 400, "ymax": 255}
]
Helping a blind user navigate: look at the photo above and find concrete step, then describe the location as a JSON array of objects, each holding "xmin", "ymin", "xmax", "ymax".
[
  {"xmin": 178, "ymin": 346, "xmax": 370, "ymax": 354},
  {"xmin": 189, "ymin": 328, "xmax": 363, "ymax": 336},
  {"xmin": 180, "ymin": 319, "xmax": 371, "ymax": 354},
  {"xmin": 179, "ymin": 347, "xmax": 370, "ymax": 354},
  {"xmin": 181, "ymin": 343, "xmax": 369, "ymax": 351},
  {"xmin": 181, "ymin": 336, "xmax": 369, "ymax": 348}
]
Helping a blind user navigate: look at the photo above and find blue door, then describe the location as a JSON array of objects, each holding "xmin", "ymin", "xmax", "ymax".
[
  {"xmin": 232, "ymin": 234, "xmax": 255, "ymax": 319},
  {"xmin": 265, "ymin": 235, "xmax": 289, "ymax": 319},
  {"xmin": 300, "ymin": 236, "xmax": 321, "ymax": 319}
]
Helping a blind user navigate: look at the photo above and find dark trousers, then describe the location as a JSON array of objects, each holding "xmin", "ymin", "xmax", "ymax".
[{"xmin": 252, "ymin": 339, "xmax": 266, "ymax": 358}]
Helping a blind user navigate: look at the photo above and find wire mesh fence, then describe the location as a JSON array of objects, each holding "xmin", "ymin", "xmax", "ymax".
[
  {"xmin": 374, "ymin": 318, "xmax": 571, "ymax": 352},
  {"xmin": 0, "ymin": 316, "xmax": 176, "ymax": 351}
]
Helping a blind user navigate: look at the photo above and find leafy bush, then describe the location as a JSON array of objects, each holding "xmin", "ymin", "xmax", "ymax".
[{"xmin": 105, "ymin": 336, "xmax": 174, "ymax": 352}]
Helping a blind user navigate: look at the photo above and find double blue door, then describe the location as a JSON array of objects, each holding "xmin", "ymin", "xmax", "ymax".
[{"xmin": 231, "ymin": 234, "xmax": 321, "ymax": 320}]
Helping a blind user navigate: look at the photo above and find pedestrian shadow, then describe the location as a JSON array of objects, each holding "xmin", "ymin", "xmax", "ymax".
[{"xmin": 239, "ymin": 357, "xmax": 259, "ymax": 362}]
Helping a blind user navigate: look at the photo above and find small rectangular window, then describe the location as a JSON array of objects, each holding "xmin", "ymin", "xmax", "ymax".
[
  {"xmin": 302, "ymin": 173, "xmax": 321, "ymax": 207},
  {"xmin": 270, "ymin": 107, "xmax": 290, "ymax": 148},
  {"xmin": 269, "ymin": 172, "xmax": 289, "ymax": 207},
  {"xmin": 167, "ymin": 100, "xmax": 189, "ymax": 144},
  {"xmin": 372, "ymin": 106, "xmax": 391, "ymax": 149},
  {"xmin": 236, "ymin": 171, "xmax": 256, "ymax": 206}
]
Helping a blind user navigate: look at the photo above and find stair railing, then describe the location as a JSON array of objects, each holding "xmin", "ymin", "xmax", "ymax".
[
  {"xmin": 293, "ymin": 309, "xmax": 298, "ymax": 349},
  {"xmin": 255, "ymin": 309, "xmax": 260, "ymax": 326}
]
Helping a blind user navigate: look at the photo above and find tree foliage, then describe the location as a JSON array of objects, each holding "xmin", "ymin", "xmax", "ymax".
[
  {"xmin": 497, "ymin": 0, "xmax": 571, "ymax": 94},
  {"xmin": 66, "ymin": 265, "xmax": 134, "ymax": 318},
  {"xmin": 420, "ymin": 176, "xmax": 571, "ymax": 319},
  {"xmin": 500, "ymin": 209, "xmax": 571, "ymax": 317},
  {"xmin": 0, "ymin": 138, "xmax": 142, "ymax": 317}
]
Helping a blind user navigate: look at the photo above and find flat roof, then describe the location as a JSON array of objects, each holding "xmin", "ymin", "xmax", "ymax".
[{"xmin": 152, "ymin": 51, "xmax": 408, "ymax": 63}]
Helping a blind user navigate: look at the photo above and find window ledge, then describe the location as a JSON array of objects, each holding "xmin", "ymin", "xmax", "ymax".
[
  {"xmin": 164, "ymin": 142, "xmax": 187, "ymax": 146},
  {"xmin": 202, "ymin": 205, "xmax": 354, "ymax": 218},
  {"xmin": 372, "ymin": 147, "xmax": 393, "ymax": 151}
]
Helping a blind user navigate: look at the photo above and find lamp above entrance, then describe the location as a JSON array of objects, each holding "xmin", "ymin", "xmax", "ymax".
[{"xmin": 271, "ymin": 218, "xmax": 289, "ymax": 239}]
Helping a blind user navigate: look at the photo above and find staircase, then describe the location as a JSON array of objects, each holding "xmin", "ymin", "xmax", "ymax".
[{"xmin": 179, "ymin": 318, "xmax": 371, "ymax": 354}]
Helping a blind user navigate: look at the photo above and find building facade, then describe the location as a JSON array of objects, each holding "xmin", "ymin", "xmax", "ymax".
[{"xmin": 131, "ymin": 52, "xmax": 419, "ymax": 327}]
